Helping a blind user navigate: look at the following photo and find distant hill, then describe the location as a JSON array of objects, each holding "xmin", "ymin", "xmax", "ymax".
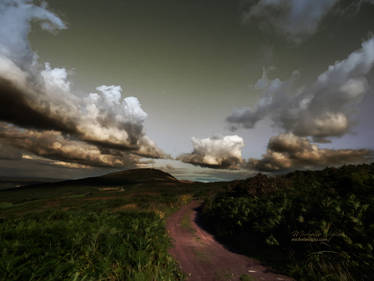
[
  {"xmin": 98, "ymin": 168, "xmax": 178, "ymax": 184},
  {"xmin": 6, "ymin": 168, "xmax": 179, "ymax": 190}
]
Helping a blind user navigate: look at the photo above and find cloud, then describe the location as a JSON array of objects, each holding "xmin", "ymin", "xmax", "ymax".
[
  {"xmin": 178, "ymin": 135, "xmax": 244, "ymax": 169},
  {"xmin": 0, "ymin": 0, "xmax": 66, "ymax": 68},
  {"xmin": 241, "ymin": 0, "xmax": 374, "ymax": 42},
  {"xmin": 248, "ymin": 133, "xmax": 372, "ymax": 172},
  {"xmin": 0, "ymin": 123, "xmax": 139, "ymax": 169},
  {"xmin": 227, "ymin": 37, "xmax": 374, "ymax": 141},
  {"xmin": 242, "ymin": 0, "xmax": 339, "ymax": 42},
  {"xmin": 0, "ymin": 0, "xmax": 165, "ymax": 162},
  {"xmin": 0, "ymin": 156, "xmax": 109, "ymax": 180},
  {"xmin": 0, "ymin": 78, "xmax": 77, "ymax": 133},
  {"xmin": 0, "ymin": 142, "xmax": 22, "ymax": 160},
  {"xmin": 51, "ymin": 161, "xmax": 92, "ymax": 169},
  {"xmin": 78, "ymin": 84, "xmax": 149, "ymax": 149}
]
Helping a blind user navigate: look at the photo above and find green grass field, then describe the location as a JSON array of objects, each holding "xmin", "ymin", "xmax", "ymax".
[
  {"xmin": 1, "ymin": 210, "xmax": 182, "ymax": 281},
  {"xmin": 0, "ymin": 169, "xmax": 227, "ymax": 281}
]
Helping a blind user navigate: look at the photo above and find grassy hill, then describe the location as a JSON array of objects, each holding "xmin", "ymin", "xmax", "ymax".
[{"xmin": 0, "ymin": 168, "xmax": 226, "ymax": 216}]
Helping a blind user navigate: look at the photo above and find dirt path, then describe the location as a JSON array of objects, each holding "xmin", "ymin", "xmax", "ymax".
[{"xmin": 167, "ymin": 201, "xmax": 293, "ymax": 281}]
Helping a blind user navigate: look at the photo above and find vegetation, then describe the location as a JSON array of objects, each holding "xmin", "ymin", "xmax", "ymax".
[
  {"xmin": 201, "ymin": 164, "xmax": 374, "ymax": 281},
  {"xmin": 239, "ymin": 274, "xmax": 255, "ymax": 281},
  {"xmin": 0, "ymin": 169, "xmax": 227, "ymax": 280},
  {"xmin": 2, "ymin": 165, "xmax": 373, "ymax": 280},
  {"xmin": 0, "ymin": 210, "xmax": 183, "ymax": 281}
]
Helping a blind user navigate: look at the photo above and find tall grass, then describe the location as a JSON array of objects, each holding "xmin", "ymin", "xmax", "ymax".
[{"xmin": 0, "ymin": 210, "xmax": 184, "ymax": 281}]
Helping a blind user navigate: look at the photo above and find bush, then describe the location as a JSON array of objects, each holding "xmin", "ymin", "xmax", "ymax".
[{"xmin": 201, "ymin": 164, "xmax": 374, "ymax": 281}]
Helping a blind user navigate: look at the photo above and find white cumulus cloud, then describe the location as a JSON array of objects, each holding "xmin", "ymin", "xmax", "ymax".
[{"xmin": 178, "ymin": 135, "xmax": 244, "ymax": 169}]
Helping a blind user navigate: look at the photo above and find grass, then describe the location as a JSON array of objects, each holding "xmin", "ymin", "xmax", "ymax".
[
  {"xmin": 0, "ymin": 202, "xmax": 13, "ymax": 209},
  {"xmin": 0, "ymin": 173, "xmax": 228, "ymax": 280},
  {"xmin": 181, "ymin": 209, "xmax": 195, "ymax": 233},
  {"xmin": 0, "ymin": 209, "xmax": 184, "ymax": 281},
  {"xmin": 214, "ymin": 270, "xmax": 235, "ymax": 281},
  {"xmin": 5, "ymin": 165, "xmax": 371, "ymax": 281},
  {"xmin": 239, "ymin": 274, "xmax": 255, "ymax": 281},
  {"xmin": 62, "ymin": 193, "xmax": 90, "ymax": 199},
  {"xmin": 192, "ymin": 248, "xmax": 210, "ymax": 263}
]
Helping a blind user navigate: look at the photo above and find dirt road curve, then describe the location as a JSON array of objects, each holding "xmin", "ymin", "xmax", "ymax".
[{"xmin": 167, "ymin": 201, "xmax": 293, "ymax": 281}]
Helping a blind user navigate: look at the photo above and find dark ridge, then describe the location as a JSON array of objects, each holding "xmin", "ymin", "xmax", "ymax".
[
  {"xmin": 99, "ymin": 168, "xmax": 178, "ymax": 184},
  {"xmin": 1, "ymin": 168, "xmax": 179, "ymax": 191},
  {"xmin": 0, "ymin": 177, "xmax": 62, "ymax": 190}
]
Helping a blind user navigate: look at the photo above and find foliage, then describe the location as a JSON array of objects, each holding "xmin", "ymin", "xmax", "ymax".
[
  {"xmin": 0, "ymin": 210, "xmax": 184, "ymax": 281},
  {"xmin": 0, "ymin": 170, "xmax": 229, "ymax": 280},
  {"xmin": 0, "ymin": 202, "xmax": 13, "ymax": 209},
  {"xmin": 201, "ymin": 164, "xmax": 374, "ymax": 281}
]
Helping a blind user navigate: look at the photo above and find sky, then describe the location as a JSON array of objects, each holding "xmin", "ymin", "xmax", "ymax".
[{"xmin": 0, "ymin": 0, "xmax": 373, "ymax": 181}]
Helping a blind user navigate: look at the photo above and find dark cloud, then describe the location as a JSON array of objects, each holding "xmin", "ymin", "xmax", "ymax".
[
  {"xmin": 248, "ymin": 133, "xmax": 373, "ymax": 172},
  {"xmin": 0, "ymin": 123, "xmax": 139, "ymax": 169},
  {"xmin": 0, "ymin": 157, "xmax": 108, "ymax": 181},
  {"xmin": 0, "ymin": 142, "xmax": 22, "ymax": 160},
  {"xmin": 0, "ymin": 78, "xmax": 166, "ymax": 161},
  {"xmin": 0, "ymin": 78, "xmax": 76, "ymax": 133}
]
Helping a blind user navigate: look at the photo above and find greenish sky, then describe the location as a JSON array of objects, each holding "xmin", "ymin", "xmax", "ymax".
[
  {"xmin": 29, "ymin": 0, "xmax": 374, "ymax": 159},
  {"xmin": 0, "ymin": 0, "xmax": 373, "ymax": 181}
]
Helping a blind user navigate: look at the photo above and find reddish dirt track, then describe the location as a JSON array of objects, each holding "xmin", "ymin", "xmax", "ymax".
[{"xmin": 167, "ymin": 201, "xmax": 294, "ymax": 281}]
